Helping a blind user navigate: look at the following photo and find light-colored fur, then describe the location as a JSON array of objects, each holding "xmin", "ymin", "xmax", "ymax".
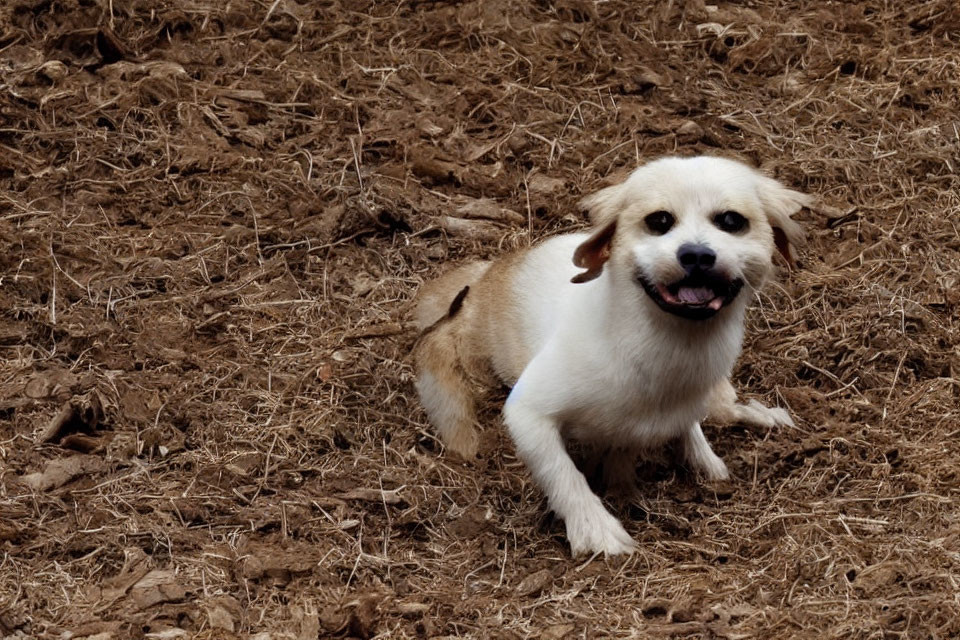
[{"xmin": 413, "ymin": 156, "xmax": 811, "ymax": 556}]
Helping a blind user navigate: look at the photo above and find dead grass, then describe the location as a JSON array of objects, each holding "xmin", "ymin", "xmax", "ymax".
[{"xmin": 1, "ymin": 0, "xmax": 959, "ymax": 638}]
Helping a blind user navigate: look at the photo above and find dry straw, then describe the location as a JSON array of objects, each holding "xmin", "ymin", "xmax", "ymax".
[{"xmin": 1, "ymin": 0, "xmax": 959, "ymax": 638}]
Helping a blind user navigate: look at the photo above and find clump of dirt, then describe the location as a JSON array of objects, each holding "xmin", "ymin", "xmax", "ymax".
[{"xmin": 1, "ymin": 0, "xmax": 959, "ymax": 638}]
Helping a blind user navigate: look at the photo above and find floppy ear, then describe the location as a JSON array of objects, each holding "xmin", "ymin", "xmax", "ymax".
[
  {"xmin": 571, "ymin": 218, "xmax": 617, "ymax": 283},
  {"xmin": 572, "ymin": 179, "xmax": 629, "ymax": 283},
  {"xmin": 757, "ymin": 177, "xmax": 812, "ymax": 267}
]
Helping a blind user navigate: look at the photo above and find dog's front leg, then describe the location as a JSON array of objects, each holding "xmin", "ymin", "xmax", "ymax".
[
  {"xmin": 683, "ymin": 422, "xmax": 730, "ymax": 481},
  {"xmin": 504, "ymin": 398, "xmax": 635, "ymax": 556}
]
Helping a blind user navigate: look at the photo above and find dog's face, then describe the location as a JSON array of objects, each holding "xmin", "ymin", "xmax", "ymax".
[{"xmin": 573, "ymin": 156, "xmax": 810, "ymax": 321}]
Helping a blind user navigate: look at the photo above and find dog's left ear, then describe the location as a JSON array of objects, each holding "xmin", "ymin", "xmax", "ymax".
[
  {"xmin": 572, "ymin": 218, "xmax": 617, "ymax": 283},
  {"xmin": 758, "ymin": 177, "xmax": 812, "ymax": 267}
]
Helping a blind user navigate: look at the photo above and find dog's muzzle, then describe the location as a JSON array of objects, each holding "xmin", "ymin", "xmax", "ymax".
[{"xmin": 636, "ymin": 267, "xmax": 744, "ymax": 321}]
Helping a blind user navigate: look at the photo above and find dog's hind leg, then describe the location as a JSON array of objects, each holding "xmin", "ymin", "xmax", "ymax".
[
  {"xmin": 706, "ymin": 378, "xmax": 795, "ymax": 429},
  {"xmin": 414, "ymin": 320, "xmax": 479, "ymax": 459}
]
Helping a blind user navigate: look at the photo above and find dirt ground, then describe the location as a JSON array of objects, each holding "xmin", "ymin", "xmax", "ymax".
[{"xmin": 1, "ymin": 0, "xmax": 959, "ymax": 638}]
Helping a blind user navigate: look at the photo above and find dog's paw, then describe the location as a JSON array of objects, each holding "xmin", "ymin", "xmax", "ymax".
[
  {"xmin": 685, "ymin": 424, "xmax": 730, "ymax": 481},
  {"xmin": 744, "ymin": 400, "xmax": 795, "ymax": 429},
  {"xmin": 565, "ymin": 500, "xmax": 635, "ymax": 557}
]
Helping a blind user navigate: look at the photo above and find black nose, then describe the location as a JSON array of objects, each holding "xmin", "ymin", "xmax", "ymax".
[{"xmin": 677, "ymin": 243, "xmax": 716, "ymax": 273}]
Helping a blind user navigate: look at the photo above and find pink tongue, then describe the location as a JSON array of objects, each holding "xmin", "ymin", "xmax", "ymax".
[{"xmin": 677, "ymin": 286, "xmax": 715, "ymax": 304}]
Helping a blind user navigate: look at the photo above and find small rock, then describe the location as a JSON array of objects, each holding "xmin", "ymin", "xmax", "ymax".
[
  {"xmin": 676, "ymin": 120, "xmax": 704, "ymax": 141},
  {"xmin": 397, "ymin": 601, "xmax": 430, "ymax": 617},
  {"xmin": 541, "ymin": 623, "xmax": 576, "ymax": 639},
  {"xmin": 441, "ymin": 216, "xmax": 503, "ymax": 241},
  {"xmin": 527, "ymin": 173, "xmax": 567, "ymax": 196},
  {"xmin": 516, "ymin": 568, "xmax": 554, "ymax": 597},
  {"xmin": 454, "ymin": 197, "xmax": 524, "ymax": 224},
  {"xmin": 38, "ymin": 60, "xmax": 68, "ymax": 82}
]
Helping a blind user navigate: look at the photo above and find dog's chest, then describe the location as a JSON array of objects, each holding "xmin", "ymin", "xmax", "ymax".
[
  {"xmin": 561, "ymin": 370, "xmax": 707, "ymax": 445},
  {"xmin": 558, "ymin": 337, "xmax": 734, "ymax": 445}
]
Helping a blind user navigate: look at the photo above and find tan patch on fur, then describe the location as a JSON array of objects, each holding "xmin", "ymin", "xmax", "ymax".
[
  {"xmin": 412, "ymin": 248, "xmax": 538, "ymax": 455},
  {"xmin": 413, "ymin": 256, "xmax": 527, "ymax": 456},
  {"xmin": 413, "ymin": 260, "xmax": 492, "ymax": 330},
  {"xmin": 414, "ymin": 320, "xmax": 480, "ymax": 458},
  {"xmin": 463, "ymin": 250, "xmax": 532, "ymax": 383}
]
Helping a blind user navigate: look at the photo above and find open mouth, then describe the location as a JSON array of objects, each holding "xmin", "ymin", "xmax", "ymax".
[{"xmin": 637, "ymin": 271, "xmax": 744, "ymax": 320}]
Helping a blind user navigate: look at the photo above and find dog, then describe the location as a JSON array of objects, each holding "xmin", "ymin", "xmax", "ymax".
[{"xmin": 412, "ymin": 155, "xmax": 811, "ymax": 556}]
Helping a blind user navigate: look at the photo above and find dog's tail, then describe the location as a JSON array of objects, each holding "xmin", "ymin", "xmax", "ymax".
[{"xmin": 412, "ymin": 260, "xmax": 491, "ymax": 330}]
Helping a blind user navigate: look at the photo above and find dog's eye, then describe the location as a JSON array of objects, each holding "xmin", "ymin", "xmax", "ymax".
[
  {"xmin": 644, "ymin": 211, "xmax": 675, "ymax": 235},
  {"xmin": 713, "ymin": 210, "xmax": 749, "ymax": 233}
]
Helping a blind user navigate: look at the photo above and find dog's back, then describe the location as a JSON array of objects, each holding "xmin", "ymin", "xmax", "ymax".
[{"xmin": 413, "ymin": 260, "xmax": 492, "ymax": 330}]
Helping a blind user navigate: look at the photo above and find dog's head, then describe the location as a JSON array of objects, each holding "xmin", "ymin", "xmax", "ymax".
[{"xmin": 573, "ymin": 156, "xmax": 810, "ymax": 321}]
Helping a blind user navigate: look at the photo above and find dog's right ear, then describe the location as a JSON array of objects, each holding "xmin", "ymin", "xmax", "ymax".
[{"xmin": 571, "ymin": 218, "xmax": 617, "ymax": 283}]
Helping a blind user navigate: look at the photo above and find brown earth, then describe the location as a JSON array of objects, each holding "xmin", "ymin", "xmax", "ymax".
[{"xmin": 1, "ymin": 0, "xmax": 959, "ymax": 638}]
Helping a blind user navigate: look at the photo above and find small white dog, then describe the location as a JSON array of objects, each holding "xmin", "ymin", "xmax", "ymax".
[{"xmin": 413, "ymin": 155, "xmax": 810, "ymax": 556}]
